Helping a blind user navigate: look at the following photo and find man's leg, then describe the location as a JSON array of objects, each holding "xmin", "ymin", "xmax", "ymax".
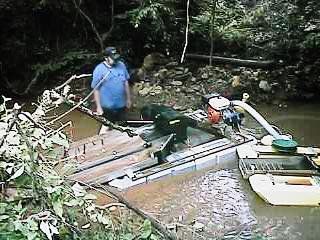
[{"xmin": 99, "ymin": 108, "xmax": 117, "ymax": 135}]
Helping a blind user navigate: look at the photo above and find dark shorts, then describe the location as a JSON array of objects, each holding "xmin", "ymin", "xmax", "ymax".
[{"xmin": 103, "ymin": 107, "xmax": 126, "ymax": 123}]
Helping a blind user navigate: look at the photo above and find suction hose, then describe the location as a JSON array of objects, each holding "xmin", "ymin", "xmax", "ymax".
[{"xmin": 232, "ymin": 100, "xmax": 283, "ymax": 139}]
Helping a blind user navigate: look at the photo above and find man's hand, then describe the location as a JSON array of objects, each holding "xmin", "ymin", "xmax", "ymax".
[
  {"xmin": 95, "ymin": 106, "xmax": 104, "ymax": 115},
  {"xmin": 126, "ymin": 99, "xmax": 132, "ymax": 109}
]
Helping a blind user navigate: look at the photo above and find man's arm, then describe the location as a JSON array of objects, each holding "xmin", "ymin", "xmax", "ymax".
[
  {"xmin": 93, "ymin": 90, "xmax": 103, "ymax": 115},
  {"xmin": 125, "ymin": 81, "xmax": 131, "ymax": 109},
  {"xmin": 92, "ymin": 65, "xmax": 104, "ymax": 115}
]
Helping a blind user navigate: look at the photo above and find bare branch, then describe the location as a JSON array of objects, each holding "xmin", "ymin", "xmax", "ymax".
[
  {"xmin": 0, "ymin": 108, "xmax": 20, "ymax": 148},
  {"xmin": 22, "ymin": 72, "xmax": 40, "ymax": 95},
  {"xmin": 101, "ymin": 0, "xmax": 115, "ymax": 41},
  {"xmin": 180, "ymin": 0, "xmax": 190, "ymax": 63},
  {"xmin": 47, "ymin": 71, "xmax": 111, "ymax": 126},
  {"xmin": 55, "ymin": 74, "xmax": 92, "ymax": 91},
  {"xmin": 209, "ymin": 0, "xmax": 217, "ymax": 66},
  {"xmin": 72, "ymin": 0, "xmax": 104, "ymax": 52}
]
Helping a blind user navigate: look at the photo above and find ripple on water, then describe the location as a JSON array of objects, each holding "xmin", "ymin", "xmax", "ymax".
[{"xmin": 126, "ymin": 166, "xmax": 320, "ymax": 240}]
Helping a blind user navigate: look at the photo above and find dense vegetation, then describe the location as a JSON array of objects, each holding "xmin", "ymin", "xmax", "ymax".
[
  {"xmin": 0, "ymin": 0, "xmax": 319, "ymax": 97},
  {"xmin": 0, "ymin": 91, "xmax": 163, "ymax": 240}
]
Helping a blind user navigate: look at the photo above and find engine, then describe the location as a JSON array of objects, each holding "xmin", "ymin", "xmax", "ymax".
[{"xmin": 202, "ymin": 93, "xmax": 243, "ymax": 130}]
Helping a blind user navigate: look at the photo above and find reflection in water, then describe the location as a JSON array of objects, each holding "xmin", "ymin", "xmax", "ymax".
[{"xmin": 258, "ymin": 103, "xmax": 320, "ymax": 146}]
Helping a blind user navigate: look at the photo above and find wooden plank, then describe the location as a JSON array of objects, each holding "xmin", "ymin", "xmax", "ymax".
[
  {"xmin": 67, "ymin": 132, "xmax": 133, "ymax": 158},
  {"xmin": 70, "ymin": 154, "xmax": 158, "ymax": 184},
  {"xmin": 69, "ymin": 149, "xmax": 152, "ymax": 182},
  {"xmin": 77, "ymin": 143, "xmax": 149, "ymax": 171},
  {"xmin": 54, "ymin": 130, "xmax": 129, "ymax": 160},
  {"xmin": 92, "ymin": 157, "xmax": 158, "ymax": 184},
  {"xmin": 74, "ymin": 135, "xmax": 145, "ymax": 163},
  {"xmin": 70, "ymin": 137, "xmax": 166, "ymax": 183}
]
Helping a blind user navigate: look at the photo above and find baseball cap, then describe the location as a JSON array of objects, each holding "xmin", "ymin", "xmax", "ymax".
[{"xmin": 104, "ymin": 47, "xmax": 121, "ymax": 61}]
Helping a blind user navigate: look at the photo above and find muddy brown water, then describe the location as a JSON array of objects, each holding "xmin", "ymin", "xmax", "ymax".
[{"xmin": 68, "ymin": 102, "xmax": 320, "ymax": 240}]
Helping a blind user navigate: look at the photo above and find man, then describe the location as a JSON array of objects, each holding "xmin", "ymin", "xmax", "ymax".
[{"xmin": 91, "ymin": 47, "xmax": 131, "ymax": 133}]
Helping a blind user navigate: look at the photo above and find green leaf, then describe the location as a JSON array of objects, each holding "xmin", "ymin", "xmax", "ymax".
[
  {"xmin": 51, "ymin": 133, "xmax": 69, "ymax": 148},
  {"xmin": 0, "ymin": 203, "xmax": 8, "ymax": 214},
  {"xmin": 71, "ymin": 183, "xmax": 86, "ymax": 197},
  {"xmin": 53, "ymin": 200, "xmax": 63, "ymax": 218},
  {"xmin": 33, "ymin": 128, "xmax": 46, "ymax": 139},
  {"xmin": 150, "ymin": 234, "xmax": 159, "ymax": 240},
  {"xmin": 9, "ymin": 165, "xmax": 25, "ymax": 180},
  {"xmin": 97, "ymin": 213, "xmax": 111, "ymax": 225},
  {"xmin": 122, "ymin": 233, "xmax": 134, "ymax": 240},
  {"xmin": 64, "ymin": 199, "xmax": 80, "ymax": 207},
  {"xmin": 81, "ymin": 223, "xmax": 91, "ymax": 229},
  {"xmin": 14, "ymin": 220, "xmax": 25, "ymax": 232},
  {"xmin": 0, "ymin": 215, "xmax": 9, "ymax": 221},
  {"xmin": 26, "ymin": 231, "xmax": 38, "ymax": 240},
  {"xmin": 141, "ymin": 220, "xmax": 152, "ymax": 239},
  {"xmin": 40, "ymin": 221, "xmax": 52, "ymax": 240},
  {"xmin": 27, "ymin": 219, "xmax": 38, "ymax": 231}
]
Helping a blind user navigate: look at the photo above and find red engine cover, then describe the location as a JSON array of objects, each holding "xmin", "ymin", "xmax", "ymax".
[{"xmin": 207, "ymin": 106, "xmax": 221, "ymax": 124}]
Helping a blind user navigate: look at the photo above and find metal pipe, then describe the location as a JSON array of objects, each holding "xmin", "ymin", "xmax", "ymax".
[{"xmin": 232, "ymin": 100, "xmax": 283, "ymax": 139}]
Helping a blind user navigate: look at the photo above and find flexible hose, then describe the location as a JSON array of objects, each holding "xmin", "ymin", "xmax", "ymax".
[{"xmin": 232, "ymin": 100, "xmax": 283, "ymax": 139}]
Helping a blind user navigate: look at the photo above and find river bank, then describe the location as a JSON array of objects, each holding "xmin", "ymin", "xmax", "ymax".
[{"xmin": 126, "ymin": 59, "xmax": 319, "ymax": 112}]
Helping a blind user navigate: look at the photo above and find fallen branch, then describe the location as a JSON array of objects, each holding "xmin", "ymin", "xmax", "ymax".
[
  {"xmin": 0, "ymin": 108, "xmax": 20, "ymax": 148},
  {"xmin": 47, "ymin": 121, "xmax": 73, "ymax": 138},
  {"xmin": 47, "ymin": 71, "xmax": 110, "ymax": 126},
  {"xmin": 96, "ymin": 202, "xmax": 126, "ymax": 210},
  {"xmin": 22, "ymin": 72, "xmax": 40, "ymax": 95},
  {"xmin": 71, "ymin": 103, "xmax": 137, "ymax": 137},
  {"xmin": 55, "ymin": 74, "xmax": 92, "ymax": 91},
  {"xmin": 98, "ymin": 184, "xmax": 177, "ymax": 240},
  {"xmin": 186, "ymin": 53, "xmax": 275, "ymax": 68},
  {"xmin": 70, "ymin": 180, "xmax": 177, "ymax": 240},
  {"xmin": 18, "ymin": 112, "xmax": 47, "ymax": 131}
]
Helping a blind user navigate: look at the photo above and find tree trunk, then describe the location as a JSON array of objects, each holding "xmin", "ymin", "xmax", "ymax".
[{"xmin": 186, "ymin": 54, "xmax": 275, "ymax": 68}]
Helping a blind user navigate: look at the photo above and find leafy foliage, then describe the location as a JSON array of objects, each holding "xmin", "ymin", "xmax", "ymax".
[
  {"xmin": 31, "ymin": 51, "xmax": 98, "ymax": 78},
  {"xmin": 189, "ymin": 0, "xmax": 320, "ymax": 60},
  {"xmin": 0, "ymin": 91, "xmax": 162, "ymax": 240},
  {"xmin": 128, "ymin": 0, "xmax": 176, "ymax": 51}
]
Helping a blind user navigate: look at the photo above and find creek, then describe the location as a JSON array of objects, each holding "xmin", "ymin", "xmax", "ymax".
[{"xmin": 67, "ymin": 102, "xmax": 320, "ymax": 240}]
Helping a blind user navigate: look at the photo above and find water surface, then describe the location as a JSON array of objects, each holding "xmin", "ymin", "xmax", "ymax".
[
  {"xmin": 123, "ymin": 103, "xmax": 320, "ymax": 240},
  {"xmin": 67, "ymin": 102, "xmax": 320, "ymax": 240}
]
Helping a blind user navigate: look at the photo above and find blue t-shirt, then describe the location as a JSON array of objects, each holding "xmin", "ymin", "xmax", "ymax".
[{"xmin": 91, "ymin": 61, "xmax": 129, "ymax": 109}]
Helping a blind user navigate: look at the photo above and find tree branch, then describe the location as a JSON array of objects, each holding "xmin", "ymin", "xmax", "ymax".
[
  {"xmin": 0, "ymin": 108, "xmax": 20, "ymax": 148},
  {"xmin": 72, "ymin": 179, "xmax": 178, "ymax": 240},
  {"xmin": 72, "ymin": 0, "xmax": 104, "ymax": 52},
  {"xmin": 180, "ymin": 0, "xmax": 190, "ymax": 63},
  {"xmin": 22, "ymin": 72, "xmax": 40, "ymax": 95},
  {"xmin": 101, "ymin": 0, "xmax": 115, "ymax": 41},
  {"xmin": 209, "ymin": 0, "xmax": 217, "ymax": 66},
  {"xmin": 186, "ymin": 54, "xmax": 275, "ymax": 68},
  {"xmin": 54, "ymin": 74, "xmax": 92, "ymax": 91},
  {"xmin": 47, "ymin": 71, "xmax": 110, "ymax": 126}
]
